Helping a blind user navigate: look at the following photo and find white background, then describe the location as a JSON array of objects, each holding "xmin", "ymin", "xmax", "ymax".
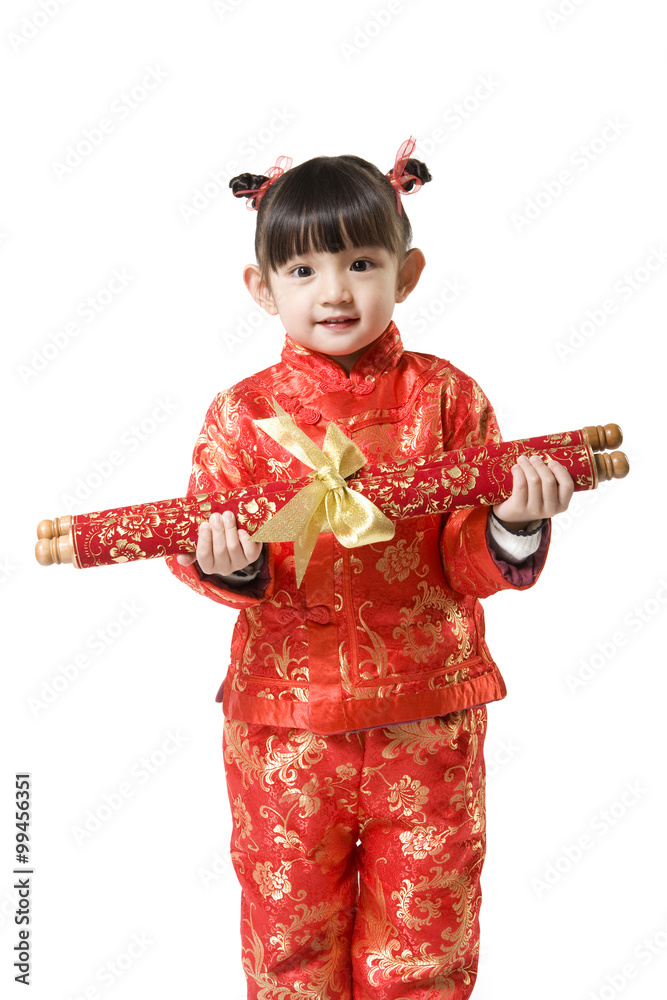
[{"xmin": 1, "ymin": 1, "xmax": 665, "ymax": 998}]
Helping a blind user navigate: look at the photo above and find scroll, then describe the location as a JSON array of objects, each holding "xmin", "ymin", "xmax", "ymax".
[{"xmin": 35, "ymin": 416, "xmax": 629, "ymax": 584}]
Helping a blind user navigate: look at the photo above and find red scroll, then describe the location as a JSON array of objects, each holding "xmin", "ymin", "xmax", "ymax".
[{"xmin": 35, "ymin": 422, "xmax": 628, "ymax": 573}]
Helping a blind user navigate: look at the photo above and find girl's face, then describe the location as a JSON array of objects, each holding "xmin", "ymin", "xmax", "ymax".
[{"xmin": 245, "ymin": 245, "xmax": 425, "ymax": 375}]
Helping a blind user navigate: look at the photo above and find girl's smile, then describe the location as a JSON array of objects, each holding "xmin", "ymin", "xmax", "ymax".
[{"xmin": 316, "ymin": 316, "xmax": 359, "ymax": 330}]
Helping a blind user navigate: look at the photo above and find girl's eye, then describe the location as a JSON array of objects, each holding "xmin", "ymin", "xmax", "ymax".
[
  {"xmin": 291, "ymin": 265, "xmax": 313, "ymax": 278},
  {"xmin": 351, "ymin": 259, "xmax": 373, "ymax": 272}
]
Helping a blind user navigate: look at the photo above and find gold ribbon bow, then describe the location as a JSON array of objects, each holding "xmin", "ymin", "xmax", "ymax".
[{"xmin": 250, "ymin": 401, "xmax": 395, "ymax": 586}]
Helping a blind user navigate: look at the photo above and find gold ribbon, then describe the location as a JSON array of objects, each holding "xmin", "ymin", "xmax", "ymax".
[{"xmin": 250, "ymin": 400, "xmax": 395, "ymax": 586}]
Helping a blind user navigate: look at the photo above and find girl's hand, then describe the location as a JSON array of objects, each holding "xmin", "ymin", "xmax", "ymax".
[
  {"xmin": 176, "ymin": 511, "xmax": 263, "ymax": 575},
  {"xmin": 492, "ymin": 455, "xmax": 575, "ymax": 531}
]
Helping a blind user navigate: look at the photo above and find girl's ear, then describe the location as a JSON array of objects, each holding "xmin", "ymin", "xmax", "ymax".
[
  {"xmin": 395, "ymin": 248, "xmax": 426, "ymax": 303},
  {"xmin": 244, "ymin": 264, "xmax": 279, "ymax": 315}
]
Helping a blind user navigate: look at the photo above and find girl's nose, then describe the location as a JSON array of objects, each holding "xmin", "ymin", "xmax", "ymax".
[{"xmin": 320, "ymin": 271, "xmax": 352, "ymax": 304}]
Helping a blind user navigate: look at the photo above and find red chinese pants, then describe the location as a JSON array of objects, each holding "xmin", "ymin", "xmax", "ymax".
[{"xmin": 223, "ymin": 707, "xmax": 487, "ymax": 1000}]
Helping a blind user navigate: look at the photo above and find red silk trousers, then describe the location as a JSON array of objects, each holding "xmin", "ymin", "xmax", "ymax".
[{"xmin": 223, "ymin": 707, "xmax": 487, "ymax": 1000}]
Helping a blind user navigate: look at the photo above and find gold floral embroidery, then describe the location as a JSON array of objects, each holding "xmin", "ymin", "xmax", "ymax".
[
  {"xmin": 232, "ymin": 795, "xmax": 252, "ymax": 839},
  {"xmin": 236, "ymin": 496, "xmax": 277, "ymax": 532},
  {"xmin": 252, "ymin": 860, "xmax": 292, "ymax": 901},
  {"xmin": 320, "ymin": 768, "xmax": 359, "ymax": 817},
  {"xmin": 375, "ymin": 535, "xmax": 422, "ymax": 583},
  {"xmin": 281, "ymin": 775, "xmax": 321, "ymax": 818},
  {"xmin": 223, "ymin": 721, "xmax": 327, "ymax": 790},
  {"xmin": 381, "ymin": 716, "xmax": 465, "ymax": 765},
  {"xmin": 386, "ymin": 776, "xmax": 429, "ymax": 820},
  {"xmin": 242, "ymin": 900, "xmax": 352, "ymax": 999},
  {"xmin": 440, "ymin": 463, "xmax": 480, "ymax": 495},
  {"xmin": 118, "ymin": 511, "xmax": 161, "ymax": 535},
  {"xmin": 390, "ymin": 867, "xmax": 479, "ymax": 963},
  {"xmin": 109, "ymin": 539, "xmax": 147, "ymax": 562},
  {"xmin": 231, "ymin": 795, "xmax": 259, "ymax": 853},
  {"xmin": 443, "ymin": 708, "xmax": 487, "ymax": 845},
  {"xmin": 393, "ymin": 581, "xmax": 472, "ymax": 664},
  {"xmin": 336, "ymin": 763, "xmax": 356, "ymax": 781},
  {"xmin": 231, "ymin": 606, "xmax": 265, "ymax": 693},
  {"xmin": 399, "ymin": 825, "xmax": 451, "ymax": 860},
  {"xmin": 360, "ymin": 857, "xmax": 480, "ymax": 991},
  {"xmin": 355, "ymin": 601, "xmax": 389, "ymax": 681},
  {"xmin": 261, "ymin": 633, "xmax": 309, "ymax": 684}
]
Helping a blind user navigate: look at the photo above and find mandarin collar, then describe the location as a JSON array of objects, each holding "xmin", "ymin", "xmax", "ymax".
[{"xmin": 280, "ymin": 321, "xmax": 403, "ymax": 388}]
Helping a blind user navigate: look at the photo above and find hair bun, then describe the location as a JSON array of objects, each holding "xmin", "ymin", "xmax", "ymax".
[
  {"xmin": 401, "ymin": 158, "xmax": 432, "ymax": 191},
  {"xmin": 229, "ymin": 172, "xmax": 269, "ymax": 207}
]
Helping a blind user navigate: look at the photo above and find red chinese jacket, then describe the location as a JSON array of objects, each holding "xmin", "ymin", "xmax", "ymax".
[{"xmin": 166, "ymin": 321, "xmax": 549, "ymax": 735}]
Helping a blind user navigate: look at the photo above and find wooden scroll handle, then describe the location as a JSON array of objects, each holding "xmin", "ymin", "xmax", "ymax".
[
  {"xmin": 34, "ymin": 534, "xmax": 74, "ymax": 567},
  {"xmin": 594, "ymin": 450, "xmax": 630, "ymax": 482},
  {"xmin": 583, "ymin": 423, "xmax": 623, "ymax": 451},
  {"xmin": 36, "ymin": 516, "xmax": 72, "ymax": 539},
  {"xmin": 34, "ymin": 517, "xmax": 75, "ymax": 566}
]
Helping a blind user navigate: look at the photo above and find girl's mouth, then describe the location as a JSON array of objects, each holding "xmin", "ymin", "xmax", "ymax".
[{"xmin": 317, "ymin": 317, "xmax": 359, "ymax": 330}]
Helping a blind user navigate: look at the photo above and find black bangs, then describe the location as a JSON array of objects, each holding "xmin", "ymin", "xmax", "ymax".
[{"xmin": 254, "ymin": 156, "xmax": 411, "ymax": 274}]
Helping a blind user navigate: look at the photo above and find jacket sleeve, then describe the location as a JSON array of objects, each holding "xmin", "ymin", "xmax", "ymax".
[
  {"xmin": 438, "ymin": 370, "xmax": 550, "ymax": 598},
  {"xmin": 165, "ymin": 390, "xmax": 274, "ymax": 609}
]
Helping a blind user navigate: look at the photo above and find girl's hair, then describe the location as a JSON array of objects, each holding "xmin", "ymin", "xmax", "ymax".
[{"xmin": 229, "ymin": 153, "xmax": 431, "ymax": 277}]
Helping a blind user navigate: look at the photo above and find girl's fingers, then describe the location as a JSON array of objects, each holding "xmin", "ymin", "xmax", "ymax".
[
  {"xmin": 492, "ymin": 463, "xmax": 526, "ymax": 521},
  {"xmin": 219, "ymin": 510, "xmax": 262, "ymax": 573},
  {"xmin": 205, "ymin": 512, "xmax": 232, "ymax": 575},
  {"xmin": 176, "ymin": 552, "xmax": 197, "ymax": 566},
  {"xmin": 521, "ymin": 455, "xmax": 574, "ymax": 516},
  {"xmin": 220, "ymin": 510, "xmax": 244, "ymax": 571},
  {"xmin": 525, "ymin": 455, "xmax": 559, "ymax": 512},
  {"xmin": 515, "ymin": 455, "xmax": 545, "ymax": 517},
  {"xmin": 196, "ymin": 518, "xmax": 217, "ymax": 575},
  {"xmin": 548, "ymin": 459, "xmax": 575, "ymax": 508},
  {"xmin": 494, "ymin": 455, "xmax": 576, "ymax": 525},
  {"xmin": 509, "ymin": 462, "xmax": 529, "ymax": 503},
  {"xmin": 238, "ymin": 527, "xmax": 263, "ymax": 564}
]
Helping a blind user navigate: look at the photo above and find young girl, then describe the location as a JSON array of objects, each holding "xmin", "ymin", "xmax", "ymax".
[{"xmin": 166, "ymin": 139, "xmax": 574, "ymax": 1000}]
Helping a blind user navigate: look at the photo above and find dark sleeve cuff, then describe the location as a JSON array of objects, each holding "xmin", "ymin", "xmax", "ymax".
[
  {"xmin": 194, "ymin": 546, "xmax": 270, "ymax": 601},
  {"xmin": 486, "ymin": 519, "xmax": 551, "ymax": 587},
  {"xmin": 489, "ymin": 509, "xmax": 546, "ymax": 536}
]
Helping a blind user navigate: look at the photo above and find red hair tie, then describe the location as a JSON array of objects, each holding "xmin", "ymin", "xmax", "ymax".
[
  {"xmin": 386, "ymin": 136, "xmax": 421, "ymax": 215},
  {"xmin": 236, "ymin": 155, "xmax": 293, "ymax": 210}
]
